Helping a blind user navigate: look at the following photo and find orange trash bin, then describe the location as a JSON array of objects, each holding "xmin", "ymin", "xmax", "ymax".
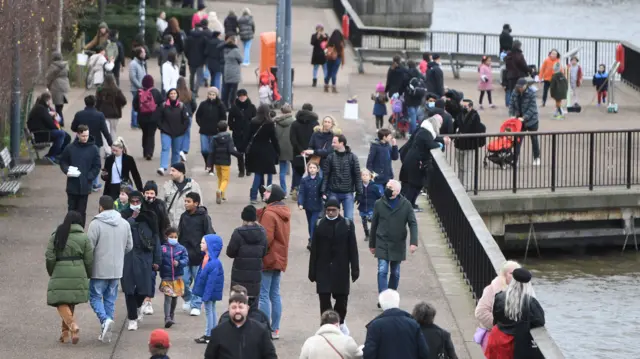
[{"xmin": 260, "ymin": 32, "xmax": 277, "ymax": 76}]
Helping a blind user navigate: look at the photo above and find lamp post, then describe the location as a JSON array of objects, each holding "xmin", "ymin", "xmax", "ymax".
[
  {"xmin": 10, "ymin": 18, "xmax": 21, "ymax": 160},
  {"xmin": 276, "ymin": 0, "xmax": 285, "ymax": 83},
  {"xmin": 282, "ymin": 0, "xmax": 292, "ymax": 104},
  {"xmin": 139, "ymin": 0, "xmax": 146, "ymax": 36}
]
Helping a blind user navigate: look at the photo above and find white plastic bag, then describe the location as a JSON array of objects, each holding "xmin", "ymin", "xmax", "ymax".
[
  {"xmin": 76, "ymin": 52, "xmax": 88, "ymax": 66},
  {"xmin": 343, "ymin": 102, "xmax": 359, "ymax": 121}
]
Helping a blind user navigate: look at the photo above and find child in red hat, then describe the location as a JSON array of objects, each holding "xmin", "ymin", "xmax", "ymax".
[{"xmin": 149, "ymin": 329, "xmax": 171, "ymax": 359}]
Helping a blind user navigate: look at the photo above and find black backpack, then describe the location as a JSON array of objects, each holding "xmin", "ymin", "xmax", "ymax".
[{"xmin": 406, "ymin": 77, "xmax": 426, "ymax": 97}]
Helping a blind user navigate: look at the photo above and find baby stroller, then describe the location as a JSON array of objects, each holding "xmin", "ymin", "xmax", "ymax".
[
  {"xmin": 389, "ymin": 94, "xmax": 409, "ymax": 139},
  {"xmin": 483, "ymin": 118, "xmax": 523, "ymax": 169},
  {"xmin": 257, "ymin": 70, "xmax": 282, "ymax": 108}
]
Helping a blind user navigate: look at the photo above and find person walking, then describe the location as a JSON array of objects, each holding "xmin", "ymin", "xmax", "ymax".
[
  {"xmin": 121, "ymin": 191, "xmax": 162, "ymax": 331},
  {"xmin": 177, "ymin": 77, "xmax": 197, "ymax": 159},
  {"xmin": 549, "ymin": 62, "xmax": 569, "ymax": 119},
  {"xmin": 129, "ymin": 47, "xmax": 147, "ymax": 129},
  {"xmin": 454, "ymin": 99, "xmax": 486, "ymax": 190},
  {"xmin": 303, "ymin": 115, "xmax": 340, "ymax": 177},
  {"xmin": 274, "ymin": 104, "xmax": 294, "ymax": 196},
  {"xmin": 71, "ymin": 95, "xmax": 113, "ymax": 166},
  {"xmin": 356, "ymin": 170, "xmax": 383, "ymax": 242},
  {"xmin": 134, "ymin": 75, "xmax": 164, "ymax": 161},
  {"xmin": 539, "ymin": 49, "xmax": 561, "ymax": 107},
  {"xmin": 205, "ymin": 31, "xmax": 225, "ymax": 90},
  {"xmin": 223, "ymin": 10, "xmax": 239, "ymax": 36},
  {"xmin": 161, "ymin": 51, "xmax": 180, "ymax": 97},
  {"xmin": 366, "ymin": 128, "xmax": 399, "ymax": 187},
  {"xmin": 158, "ymin": 227, "xmax": 189, "ymax": 328},
  {"xmin": 208, "ymin": 11, "xmax": 224, "ymax": 34},
  {"xmin": 163, "ymin": 17, "xmax": 186, "ymax": 56},
  {"xmin": 363, "ymin": 289, "xmax": 429, "ymax": 359},
  {"xmin": 425, "ymin": 54, "xmax": 445, "ymax": 98},
  {"xmin": 196, "ymin": 87, "xmax": 227, "ymax": 169},
  {"xmin": 192, "ymin": 234, "xmax": 225, "ymax": 344},
  {"xmin": 308, "ymin": 198, "xmax": 360, "ymax": 335},
  {"xmin": 299, "ymin": 310, "xmax": 363, "ymax": 359},
  {"xmin": 59, "ymin": 125, "xmax": 101, "ymax": 227},
  {"xmin": 207, "ymin": 121, "xmax": 241, "ymax": 203},
  {"xmin": 191, "ymin": 3, "xmax": 208, "ymax": 29},
  {"xmin": 385, "ymin": 56, "xmax": 408, "ymax": 97},
  {"xmin": 96, "ymin": 73, "xmax": 127, "ymax": 141},
  {"xmin": 86, "ymin": 46, "xmax": 115, "ymax": 89},
  {"xmin": 161, "ymin": 162, "xmax": 203, "ymax": 228},
  {"xmin": 320, "ymin": 134, "xmax": 362, "ymax": 221},
  {"xmin": 87, "ymin": 195, "xmax": 133, "ymax": 343},
  {"xmin": 499, "ymin": 24, "xmax": 513, "ymax": 54},
  {"xmin": 297, "ymin": 161, "xmax": 323, "ymax": 250},
  {"xmin": 310, "ymin": 24, "xmax": 328, "ymax": 87},
  {"xmin": 101, "ymin": 137, "xmax": 143, "ymax": 200},
  {"xmin": 289, "ymin": 104, "xmax": 319, "ymax": 199},
  {"xmin": 412, "ymin": 302, "xmax": 459, "ymax": 359},
  {"xmin": 27, "ymin": 92, "xmax": 71, "ymax": 164},
  {"xmin": 226, "ymin": 205, "xmax": 268, "ymax": 302},
  {"xmin": 228, "ymin": 89, "xmax": 257, "ymax": 177},
  {"xmin": 323, "ymin": 30, "xmax": 345, "ymax": 93},
  {"xmin": 478, "ymin": 56, "xmax": 495, "ymax": 109},
  {"xmin": 257, "ymin": 184, "xmax": 291, "ymax": 339},
  {"xmin": 504, "ymin": 40, "xmax": 531, "ymax": 106},
  {"xmin": 509, "ymin": 78, "xmax": 541, "ymax": 166},
  {"xmin": 46, "ymin": 211, "xmax": 93, "ymax": 344},
  {"xmin": 237, "ymin": 8, "xmax": 255, "ymax": 67},
  {"xmin": 46, "ymin": 52, "xmax": 70, "ymax": 127},
  {"xmin": 108, "ymin": 30, "xmax": 126, "ymax": 86},
  {"xmin": 221, "ymin": 34, "xmax": 244, "ymax": 108},
  {"xmin": 246, "ymin": 104, "xmax": 280, "ymax": 204},
  {"xmin": 185, "ymin": 22, "xmax": 208, "ymax": 95},
  {"xmin": 158, "ymin": 35, "xmax": 175, "ymax": 77},
  {"xmin": 155, "ymin": 88, "xmax": 190, "ymax": 175},
  {"xmin": 369, "ymin": 180, "xmax": 419, "ymax": 302},
  {"xmin": 567, "ymin": 56, "xmax": 583, "ymax": 105}
]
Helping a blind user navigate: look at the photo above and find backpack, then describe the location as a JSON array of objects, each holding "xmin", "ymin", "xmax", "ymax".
[
  {"xmin": 138, "ymin": 88, "xmax": 157, "ymax": 115},
  {"xmin": 391, "ymin": 98, "xmax": 403, "ymax": 114},
  {"xmin": 406, "ymin": 77, "xmax": 425, "ymax": 96}
]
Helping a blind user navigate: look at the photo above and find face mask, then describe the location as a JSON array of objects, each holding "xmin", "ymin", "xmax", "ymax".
[
  {"xmin": 427, "ymin": 102, "xmax": 435, "ymax": 108},
  {"xmin": 462, "ymin": 108, "xmax": 469, "ymax": 114},
  {"xmin": 130, "ymin": 204, "xmax": 141, "ymax": 211},
  {"xmin": 145, "ymin": 196, "xmax": 155, "ymax": 203},
  {"xmin": 384, "ymin": 188, "xmax": 394, "ymax": 199},
  {"xmin": 325, "ymin": 214, "xmax": 338, "ymax": 221},
  {"xmin": 167, "ymin": 238, "xmax": 178, "ymax": 246}
]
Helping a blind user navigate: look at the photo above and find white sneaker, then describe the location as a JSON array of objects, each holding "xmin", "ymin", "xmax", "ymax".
[
  {"xmin": 137, "ymin": 307, "xmax": 144, "ymax": 322},
  {"xmin": 100, "ymin": 318, "xmax": 114, "ymax": 343},
  {"xmin": 142, "ymin": 301, "xmax": 154, "ymax": 315},
  {"xmin": 183, "ymin": 301, "xmax": 191, "ymax": 312},
  {"xmin": 533, "ymin": 158, "xmax": 541, "ymax": 166},
  {"xmin": 127, "ymin": 319, "xmax": 138, "ymax": 331},
  {"xmin": 190, "ymin": 308, "xmax": 201, "ymax": 316},
  {"xmin": 179, "ymin": 151, "xmax": 187, "ymax": 162},
  {"xmin": 340, "ymin": 323, "xmax": 350, "ymax": 336},
  {"xmin": 157, "ymin": 168, "xmax": 165, "ymax": 176}
]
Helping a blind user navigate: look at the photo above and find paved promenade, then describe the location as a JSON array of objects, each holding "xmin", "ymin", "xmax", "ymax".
[{"xmin": 8, "ymin": 1, "xmax": 640, "ymax": 358}]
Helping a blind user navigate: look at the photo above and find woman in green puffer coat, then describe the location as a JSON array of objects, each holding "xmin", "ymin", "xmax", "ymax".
[{"xmin": 45, "ymin": 211, "xmax": 94, "ymax": 344}]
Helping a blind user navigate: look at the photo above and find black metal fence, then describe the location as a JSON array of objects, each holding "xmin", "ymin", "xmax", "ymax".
[
  {"xmin": 333, "ymin": 0, "xmax": 619, "ymax": 78},
  {"xmin": 442, "ymin": 129, "xmax": 640, "ymax": 194},
  {"xmin": 622, "ymin": 42, "xmax": 640, "ymax": 91}
]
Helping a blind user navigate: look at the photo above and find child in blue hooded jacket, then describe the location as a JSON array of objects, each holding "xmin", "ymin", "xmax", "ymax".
[
  {"xmin": 159, "ymin": 227, "xmax": 189, "ymax": 329},
  {"xmin": 356, "ymin": 169, "xmax": 383, "ymax": 241},
  {"xmin": 192, "ymin": 234, "xmax": 224, "ymax": 344}
]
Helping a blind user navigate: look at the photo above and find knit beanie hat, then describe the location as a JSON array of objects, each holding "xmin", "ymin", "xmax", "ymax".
[
  {"xmin": 143, "ymin": 180, "xmax": 158, "ymax": 195},
  {"xmin": 241, "ymin": 205, "xmax": 257, "ymax": 222},
  {"xmin": 375, "ymin": 82, "xmax": 385, "ymax": 92},
  {"xmin": 171, "ymin": 162, "xmax": 186, "ymax": 174}
]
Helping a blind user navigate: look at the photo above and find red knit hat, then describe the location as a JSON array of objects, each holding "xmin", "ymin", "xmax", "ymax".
[{"xmin": 149, "ymin": 329, "xmax": 170, "ymax": 349}]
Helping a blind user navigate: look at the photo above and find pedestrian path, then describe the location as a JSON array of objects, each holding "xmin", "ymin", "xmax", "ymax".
[{"xmin": 0, "ymin": 2, "xmax": 495, "ymax": 358}]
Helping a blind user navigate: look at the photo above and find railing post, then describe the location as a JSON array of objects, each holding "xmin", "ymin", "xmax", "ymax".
[
  {"xmin": 626, "ymin": 131, "xmax": 633, "ymax": 189},
  {"xmin": 456, "ymin": 33, "xmax": 460, "ymax": 53},
  {"xmin": 512, "ymin": 135, "xmax": 518, "ymax": 193},
  {"xmin": 551, "ymin": 134, "xmax": 557, "ymax": 191},
  {"xmin": 474, "ymin": 146, "xmax": 480, "ymax": 195},
  {"xmin": 537, "ymin": 38, "xmax": 542, "ymax": 70},
  {"xmin": 483, "ymin": 34, "xmax": 486, "ymax": 54},
  {"xmin": 430, "ymin": 32, "xmax": 433, "ymax": 51},
  {"xmin": 588, "ymin": 132, "xmax": 595, "ymax": 190},
  {"xmin": 594, "ymin": 41, "xmax": 599, "ymax": 73},
  {"xmin": 378, "ymin": 35, "xmax": 381, "ymax": 48},
  {"xmin": 566, "ymin": 39, "xmax": 570, "ymax": 55}
]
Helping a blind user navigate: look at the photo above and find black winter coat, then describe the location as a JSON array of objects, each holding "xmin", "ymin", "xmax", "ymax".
[
  {"xmin": 163, "ymin": 29, "xmax": 186, "ymax": 54},
  {"xmin": 385, "ymin": 66, "xmax": 408, "ymax": 96},
  {"xmin": 185, "ymin": 30, "xmax": 207, "ymax": 67},
  {"xmin": 309, "ymin": 216, "xmax": 359, "ymax": 295},
  {"xmin": 290, "ymin": 110, "xmax": 319, "ymax": 155},
  {"xmin": 321, "ymin": 146, "xmax": 363, "ymax": 196},
  {"xmin": 71, "ymin": 107, "xmax": 113, "ymax": 148},
  {"xmin": 499, "ymin": 30, "xmax": 513, "ymax": 53},
  {"xmin": 133, "ymin": 88, "xmax": 164, "ymax": 126},
  {"xmin": 363, "ymin": 308, "xmax": 430, "ymax": 359},
  {"xmin": 420, "ymin": 324, "xmax": 459, "ymax": 359},
  {"xmin": 96, "ymin": 87, "xmax": 127, "ymax": 119},
  {"xmin": 102, "ymin": 154, "xmax": 143, "ymax": 194},
  {"xmin": 426, "ymin": 106, "xmax": 455, "ymax": 135},
  {"xmin": 223, "ymin": 15, "xmax": 238, "ymax": 36},
  {"xmin": 122, "ymin": 211, "xmax": 161, "ymax": 297},
  {"xmin": 226, "ymin": 224, "xmax": 268, "ymax": 297},
  {"xmin": 207, "ymin": 132, "xmax": 240, "ymax": 167},
  {"xmin": 27, "ymin": 104, "xmax": 58, "ymax": 142},
  {"xmin": 399, "ymin": 127, "xmax": 440, "ymax": 187},
  {"xmin": 196, "ymin": 99, "xmax": 227, "ymax": 135},
  {"xmin": 505, "ymin": 49, "xmax": 531, "ymax": 81},
  {"xmin": 310, "ymin": 32, "xmax": 328, "ymax": 65},
  {"xmin": 205, "ymin": 318, "xmax": 277, "ymax": 359},
  {"xmin": 425, "ymin": 63, "xmax": 445, "ymax": 98},
  {"xmin": 307, "ymin": 128, "xmax": 335, "ymax": 171},
  {"xmin": 156, "ymin": 100, "xmax": 190, "ymax": 137},
  {"xmin": 246, "ymin": 120, "xmax": 280, "ymax": 175},
  {"xmin": 493, "ymin": 291, "xmax": 545, "ymax": 359},
  {"xmin": 454, "ymin": 109, "xmax": 486, "ymax": 150},
  {"xmin": 228, "ymin": 98, "xmax": 256, "ymax": 152},
  {"xmin": 178, "ymin": 206, "xmax": 215, "ymax": 266},
  {"xmin": 205, "ymin": 36, "xmax": 225, "ymax": 74},
  {"xmin": 59, "ymin": 137, "xmax": 101, "ymax": 195},
  {"xmin": 145, "ymin": 198, "xmax": 171, "ymax": 236}
]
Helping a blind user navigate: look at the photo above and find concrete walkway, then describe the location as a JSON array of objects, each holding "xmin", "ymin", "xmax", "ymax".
[{"xmin": 12, "ymin": 1, "xmax": 640, "ymax": 357}]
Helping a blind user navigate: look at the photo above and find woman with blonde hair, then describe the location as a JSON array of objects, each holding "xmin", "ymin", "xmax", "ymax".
[
  {"xmin": 101, "ymin": 137, "xmax": 143, "ymax": 200},
  {"xmin": 474, "ymin": 260, "xmax": 521, "ymax": 349},
  {"xmin": 176, "ymin": 77, "xmax": 197, "ymax": 161},
  {"xmin": 304, "ymin": 115, "xmax": 342, "ymax": 175}
]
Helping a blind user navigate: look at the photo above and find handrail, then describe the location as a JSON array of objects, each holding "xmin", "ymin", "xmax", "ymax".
[
  {"xmin": 428, "ymin": 149, "xmax": 565, "ymax": 359},
  {"xmin": 444, "ymin": 128, "xmax": 640, "ymax": 138}
]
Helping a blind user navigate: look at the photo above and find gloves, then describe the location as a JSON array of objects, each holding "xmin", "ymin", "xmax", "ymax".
[
  {"xmin": 352, "ymin": 271, "xmax": 359, "ymax": 283},
  {"xmin": 437, "ymin": 142, "xmax": 444, "ymax": 150},
  {"xmin": 308, "ymin": 274, "xmax": 315, "ymax": 283}
]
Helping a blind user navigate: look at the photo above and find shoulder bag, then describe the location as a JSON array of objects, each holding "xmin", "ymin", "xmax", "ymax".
[
  {"xmin": 244, "ymin": 123, "xmax": 264, "ymax": 154},
  {"xmin": 319, "ymin": 334, "xmax": 344, "ymax": 359}
]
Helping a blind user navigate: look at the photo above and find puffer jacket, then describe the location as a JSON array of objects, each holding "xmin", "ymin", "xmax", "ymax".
[
  {"xmin": 321, "ymin": 146, "xmax": 363, "ymax": 196},
  {"xmin": 224, "ymin": 14, "xmax": 238, "ymax": 35},
  {"xmin": 193, "ymin": 234, "xmax": 225, "ymax": 302},
  {"xmin": 159, "ymin": 242, "xmax": 189, "ymax": 280},
  {"xmin": 178, "ymin": 206, "xmax": 215, "ymax": 266},
  {"xmin": 222, "ymin": 43, "xmax": 243, "ymax": 84},
  {"xmin": 258, "ymin": 202, "xmax": 291, "ymax": 272},
  {"xmin": 207, "ymin": 131, "xmax": 239, "ymax": 167},
  {"xmin": 290, "ymin": 110, "xmax": 319, "ymax": 155},
  {"xmin": 196, "ymin": 98, "xmax": 227, "ymax": 135},
  {"xmin": 308, "ymin": 127, "xmax": 339, "ymax": 170},
  {"xmin": 366, "ymin": 139, "xmax": 399, "ymax": 185},
  {"xmin": 237, "ymin": 15, "xmax": 255, "ymax": 42},
  {"xmin": 274, "ymin": 114, "xmax": 294, "ymax": 161},
  {"xmin": 508, "ymin": 86, "xmax": 539, "ymax": 128},
  {"xmin": 226, "ymin": 224, "xmax": 268, "ymax": 297},
  {"xmin": 156, "ymin": 99, "xmax": 190, "ymax": 137}
]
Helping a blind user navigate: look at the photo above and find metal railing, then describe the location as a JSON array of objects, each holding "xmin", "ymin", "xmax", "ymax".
[
  {"xmin": 621, "ymin": 41, "xmax": 640, "ymax": 91},
  {"xmin": 441, "ymin": 129, "xmax": 640, "ymax": 194},
  {"xmin": 427, "ymin": 150, "xmax": 566, "ymax": 359},
  {"xmin": 333, "ymin": 0, "xmax": 619, "ymax": 78}
]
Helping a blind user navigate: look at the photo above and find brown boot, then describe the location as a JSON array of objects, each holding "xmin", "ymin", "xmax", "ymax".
[
  {"xmin": 59, "ymin": 327, "xmax": 70, "ymax": 343},
  {"xmin": 332, "ymin": 85, "xmax": 338, "ymax": 93},
  {"xmin": 57, "ymin": 305, "xmax": 74, "ymax": 343},
  {"xmin": 324, "ymin": 84, "xmax": 329, "ymax": 93},
  {"xmin": 70, "ymin": 323, "xmax": 80, "ymax": 344}
]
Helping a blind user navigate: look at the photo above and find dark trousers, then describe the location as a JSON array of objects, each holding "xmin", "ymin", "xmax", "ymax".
[
  {"xmin": 542, "ymin": 81, "xmax": 551, "ymax": 105},
  {"xmin": 46, "ymin": 130, "xmax": 71, "ymax": 158},
  {"xmin": 67, "ymin": 194, "xmax": 89, "ymax": 227},
  {"xmin": 140, "ymin": 123, "xmax": 157, "ymax": 158},
  {"xmin": 55, "ymin": 104, "xmax": 65, "ymax": 126},
  {"xmin": 403, "ymin": 184, "xmax": 422, "ymax": 207},
  {"xmin": 237, "ymin": 153, "xmax": 246, "ymax": 175},
  {"xmin": 125, "ymin": 293, "xmax": 147, "ymax": 320},
  {"xmin": 222, "ymin": 82, "xmax": 238, "ymax": 109},
  {"xmin": 375, "ymin": 115, "xmax": 384, "ymax": 129},
  {"xmin": 319, "ymin": 293, "xmax": 348, "ymax": 324},
  {"xmin": 514, "ymin": 122, "xmax": 541, "ymax": 162},
  {"xmin": 479, "ymin": 90, "xmax": 493, "ymax": 105}
]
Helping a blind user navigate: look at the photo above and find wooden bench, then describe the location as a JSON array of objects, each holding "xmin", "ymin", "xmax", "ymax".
[
  {"xmin": 0, "ymin": 147, "xmax": 35, "ymax": 178},
  {"xmin": 23, "ymin": 127, "xmax": 53, "ymax": 160},
  {"xmin": 0, "ymin": 149, "xmax": 22, "ymax": 196}
]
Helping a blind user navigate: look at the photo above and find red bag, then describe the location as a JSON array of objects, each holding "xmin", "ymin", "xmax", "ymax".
[{"xmin": 138, "ymin": 88, "xmax": 157, "ymax": 115}]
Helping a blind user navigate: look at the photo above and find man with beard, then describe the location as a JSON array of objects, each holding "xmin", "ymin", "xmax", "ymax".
[
  {"xmin": 227, "ymin": 89, "xmax": 256, "ymax": 177},
  {"xmin": 205, "ymin": 294, "xmax": 277, "ymax": 359}
]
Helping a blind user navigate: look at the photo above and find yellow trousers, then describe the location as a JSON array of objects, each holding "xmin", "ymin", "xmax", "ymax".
[{"xmin": 215, "ymin": 165, "xmax": 230, "ymax": 194}]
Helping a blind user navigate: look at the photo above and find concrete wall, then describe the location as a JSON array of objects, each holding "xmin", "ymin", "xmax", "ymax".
[{"xmin": 347, "ymin": 0, "xmax": 433, "ymax": 28}]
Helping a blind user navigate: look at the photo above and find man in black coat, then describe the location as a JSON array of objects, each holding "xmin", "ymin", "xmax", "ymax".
[
  {"xmin": 185, "ymin": 23, "xmax": 208, "ymax": 95},
  {"xmin": 227, "ymin": 89, "xmax": 256, "ymax": 177},
  {"xmin": 504, "ymin": 40, "xmax": 532, "ymax": 105},
  {"xmin": 425, "ymin": 54, "xmax": 445, "ymax": 98},
  {"xmin": 205, "ymin": 31, "xmax": 225, "ymax": 90},
  {"xmin": 205, "ymin": 294, "xmax": 277, "ymax": 359},
  {"xmin": 59, "ymin": 124, "xmax": 101, "ymax": 227},
  {"xmin": 142, "ymin": 180, "xmax": 171, "ymax": 237},
  {"xmin": 454, "ymin": 100, "xmax": 486, "ymax": 190},
  {"xmin": 309, "ymin": 198, "xmax": 359, "ymax": 335},
  {"xmin": 290, "ymin": 103, "xmax": 319, "ymax": 196},
  {"xmin": 499, "ymin": 24, "xmax": 513, "ymax": 54},
  {"xmin": 384, "ymin": 56, "xmax": 408, "ymax": 96},
  {"xmin": 218, "ymin": 285, "xmax": 271, "ymax": 330}
]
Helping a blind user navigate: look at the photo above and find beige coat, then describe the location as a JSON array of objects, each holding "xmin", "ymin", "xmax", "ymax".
[
  {"xmin": 162, "ymin": 178, "xmax": 203, "ymax": 228},
  {"xmin": 299, "ymin": 324, "xmax": 362, "ymax": 359},
  {"xmin": 475, "ymin": 276, "xmax": 507, "ymax": 329}
]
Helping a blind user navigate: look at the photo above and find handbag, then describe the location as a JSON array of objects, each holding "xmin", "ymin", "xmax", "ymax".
[
  {"xmin": 473, "ymin": 327, "xmax": 488, "ymax": 345},
  {"xmin": 244, "ymin": 124, "xmax": 264, "ymax": 155},
  {"xmin": 101, "ymin": 157, "xmax": 131, "ymax": 188},
  {"xmin": 325, "ymin": 46, "xmax": 338, "ymax": 61},
  {"xmin": 319, "ymin": 334, "xmax": 344, "ymax": 359}
]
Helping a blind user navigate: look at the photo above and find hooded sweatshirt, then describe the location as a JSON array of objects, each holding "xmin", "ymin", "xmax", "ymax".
[
  {"xmin": 274, "ymin": 114, "xmax": 295, "ymax": 161},
  {"xmin": 193, "ymin": 234, "xmax": 225, "ymax": 302},
  {"xmin": 87, "ymin": 209, "xmax": 134, "ymax": 279},
  {"xmin": 258, "ymin": 192, "xmax": 291, "ymax": 272}
]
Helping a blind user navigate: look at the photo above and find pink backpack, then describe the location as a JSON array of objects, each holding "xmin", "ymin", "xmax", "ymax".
[{"xmin": 138, "ymin": 88, "xmax": 157, "ymax": 115}]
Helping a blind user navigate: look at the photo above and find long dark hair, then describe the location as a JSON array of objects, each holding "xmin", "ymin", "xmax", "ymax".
[
  {"xmin": 328, "ymin": 30, "xmax": 344, "ymax": 52},
  {"xmin": 253, "ymin": 103, "xmax": 273, "ymax": 124},
  {"xmin": 53, "ymin": 211, "xmax": 83, "ymax": 251}
]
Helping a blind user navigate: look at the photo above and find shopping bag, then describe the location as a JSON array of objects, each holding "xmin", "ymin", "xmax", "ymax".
[
  {"xmin": 343, "ymin": 102, "xmax": 359, "ymax": 121},
  {"xmin": 76, "ymin": 52, "xmax": 88, "ymax": 66}
]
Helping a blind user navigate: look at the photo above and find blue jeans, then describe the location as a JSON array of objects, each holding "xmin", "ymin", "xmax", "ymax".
[
  {"xmin": 182, "ymin": 265, "xmax": 203, "ymax": 309},
  {"xmin": 93, "ymin": 175, "xmax": 100, "ymax": 187},
  {"xmin": 203, "ymin": 65, "xmax": 210, "ymax": 82},
  {"xmin": 407, "ymin": 106, "xmax": 418, "ymax": 134},
  {"xmin": 242, "ymin": 39, "xmax": 253, "ymax": 65},
  {"xmin": 204, "ymin": 301, "xmax": 217, "ymax": 336},
  {"xmin": 89, "ymin": 279, "xmax": 119, "ymax": 324},
  {"xmin": 200, "ymin": 134, "xmax": 214, "ymax": 158},
  {"xmin": 506, "ymin": 89, "xmax": 512, "ymax": 107},
  {"xmin": 46, "ymin": 129, "xmax": 69, "ymax": 158},
  {"xmin": 130, "ymin": 91, "xmax": 139, "ymax": 128},
  {"xmin": 377, "ymin": 259, "xmax": 401, "ymax": 293},
  {"xmin": 305, "ymin": 209, "xmax": 321, "ymax": 241},
  {"xmin": 328, "ymin": 192, "xmax": 354, "ymax": 220},
  {"xmin": 212, "ymin": 72, "xmax": 222, "ymax": 90},
  {"xmin": 313, "ymin": 63, "xmax": 328, "ymax": 80},
  {"xmin": 250, "ymin": 173, "xmax": 273, "ymax": 201},
  {"xmin": 279, "ymin": 161, "xmax": 289, "ymax": 195},
  {"xmin": 182, "ymin": 117, "xmax": 192, "ymax": 153},
  {"xmin": 324, "ymin": 58, "xmax": 342, "ymax": 85},
  {"xmin": 259, "ymin": 270, "xmax": 282, "ymax": 331},
  {"xmin": 160, "ymin": 133, "xmax": 185, "ymax": 170}
]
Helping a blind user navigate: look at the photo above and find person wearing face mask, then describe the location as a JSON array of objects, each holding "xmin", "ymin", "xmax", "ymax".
[
  {"xmin": 424, "ymin": 97, "xmax": 454, "ymax": 136},
  {"xmin": 453, "ymin": 99, "xmax": 486, "ymax": 190},
  {"xmin": 205, "ymin": 294, "xmax": 278, "ymax": 359},
  {"xmin": 308, "ymin": 198, "xmax": 360, "ymax": 336},
  {"xmin": 369, "ymin": 180, "xmax": 418, "ymax": 307},
  {"xmin": 121, "ymin": 191, "xmax": 162, "ymax": 332},
  {"xmin": 196, "ymin": 87, "xmax": 227, "ymax": 169}
]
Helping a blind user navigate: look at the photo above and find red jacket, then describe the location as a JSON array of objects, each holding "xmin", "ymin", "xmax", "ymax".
[{"xmin": 258, "ymin": 203, "xmax": 291, "ymax": 271}]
